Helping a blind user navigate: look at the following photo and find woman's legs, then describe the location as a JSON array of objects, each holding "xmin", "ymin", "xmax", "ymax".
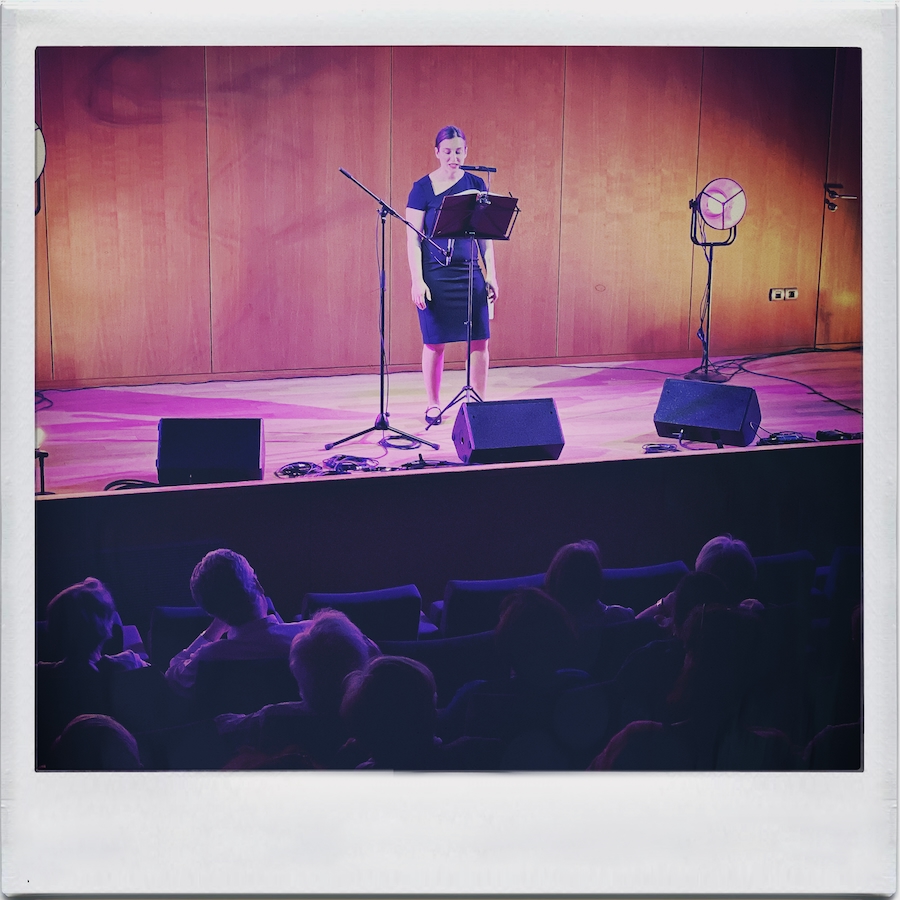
[
  {"xmin": 422, "ymin": 343, "xmax": 445, "ymax": 408},
  {"xmin": 470, "ymin": 339, "xmax": 490, "ymax": 399}
]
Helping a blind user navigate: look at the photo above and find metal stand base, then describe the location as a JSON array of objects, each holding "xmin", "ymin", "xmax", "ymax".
[
  {"xmin": 428, "ymin": 385, "xmax": 482, "ymax": 430},
  {"xmin": 684, "ymin": 369, "xmax": 728, "ymax": 383},
  {"xmin": 325, "ymin": 413, "xmax": 438, "ymax": 452}
]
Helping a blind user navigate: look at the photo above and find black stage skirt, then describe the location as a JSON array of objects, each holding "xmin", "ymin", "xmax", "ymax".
[{"xmin": 418, "ymin": 259, "xmax": 490, "ymax": 345}]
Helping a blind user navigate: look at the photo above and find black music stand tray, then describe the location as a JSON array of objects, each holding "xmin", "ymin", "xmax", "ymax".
[{"xmin": 429, "ymin": 191, "xmax": 518, "ymax": 427}]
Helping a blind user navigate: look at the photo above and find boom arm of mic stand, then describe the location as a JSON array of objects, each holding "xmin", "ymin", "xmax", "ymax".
[{"xmin": 339, "ymin": 168, "xmax": 450, "ymax": 262}]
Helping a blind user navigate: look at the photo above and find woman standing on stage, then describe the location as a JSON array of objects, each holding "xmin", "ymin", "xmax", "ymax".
[{"xmin": 406, "ymin": 125, "xmax": 499, "ymax": 426}]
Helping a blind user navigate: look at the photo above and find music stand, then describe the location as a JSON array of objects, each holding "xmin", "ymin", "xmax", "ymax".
[{"xmin": 429, "ymin": 191, "xmax": 518, "ymax": 427}]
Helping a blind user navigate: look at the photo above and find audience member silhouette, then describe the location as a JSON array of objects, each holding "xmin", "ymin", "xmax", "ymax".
[
  {"xmin": 615, "ymin": 570, "xmax": 731, "ymax": 724},
  {"xmin": 637, "ymin": 533, "xmax": 762, "ymax": 628},
  {"xmin": 165, "ymin": 549, "xmax": 309, "ymax": 695},
  {"xmin": 438, "ymin": 588, "xmax": 589, "ymax": 747},
  {"xmin": 216, "ymin": 609, "xmax": 379, "ymax": 767},
  {"xmin": 36, "ymin": 577, "xmax": 147, "ymax": 767},
  {"xmin": 591, "ymin": 606, "xmax": 798, "ymax": 770},
  {"xmin": 544, "ymin": 540, "xmax": 634, "ymax": 630},
  {"xmin": 45, "ymin": 714, "xmax": 142, "ymax": 771},
  {"xmin": 341, "ymin": 656, "xmax": 502, "ymax": 770}
]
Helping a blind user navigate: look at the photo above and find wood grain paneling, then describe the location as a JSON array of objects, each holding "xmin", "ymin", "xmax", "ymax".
[
  {"xmin": 206, "ymin": 47, "xmax": 391, "ymax": 373},
  {"xmin": 35, "ymin": 46, "xmax": 859, "ymax": 389},
  {"xmin": 39, "ymin": 47, "xmax": 211, "ymax": 381},
  {"xmin": 35, "ymin": 209, "xmax": 52, "ymax": 383},
  {"xmin": 557, "ymin": 47, "xmax": 703, "ymax": 358},
  {"xmin": 692, "ymin": 48, "xmax": 835, "ymax": 355},
  {"xmin": 390, "ymin": 47, "xmax": 565, "ymax": 367},
  {"xmin": 817, "ymin": 48, "xmax": 862, "ymax": 346}
]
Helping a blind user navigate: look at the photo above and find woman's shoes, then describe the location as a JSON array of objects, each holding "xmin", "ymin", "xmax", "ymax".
[{"xmin": 425, "ymin": 406, "xmax": 443, "ymax": 426}]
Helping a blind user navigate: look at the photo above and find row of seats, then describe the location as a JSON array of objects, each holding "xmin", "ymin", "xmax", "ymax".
[{"xmin": 300, "ymin": 550, "xmax": 819, "ymax": 641}]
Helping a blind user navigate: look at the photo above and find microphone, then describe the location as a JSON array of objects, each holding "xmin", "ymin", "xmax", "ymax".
[{"xmin": 460, "ymin": 165, "xmax": 497, "ymax": 173}]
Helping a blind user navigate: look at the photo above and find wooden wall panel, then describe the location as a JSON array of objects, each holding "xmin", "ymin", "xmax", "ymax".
[
  {"xmin": 35, "ymin": 211, "xmax": 52, "ymax": 383},
  {"xmin": 35, "ymin": 46, "xmax": 860, "ymax": 388},
  {"xmin": 557, "ymin": 47, "xmax": 703, "ymax": 358},
  {"xmin": 39, "ymin": 48, "xmax": 211, "ymax": 381},
  {"xmin": 817, "ymin": 48, "xmax": 862, "ymax": 346},
  {"xmin": 389, "ymin": 47, "xmax": 565, "ymax": 368},
  {"xmin": 206, "ymin": 47, "xmax": 391, "ymax": 373},
  {"xmin": 692, "ymin": 48, "xmax": 835, "ymax": 355}
]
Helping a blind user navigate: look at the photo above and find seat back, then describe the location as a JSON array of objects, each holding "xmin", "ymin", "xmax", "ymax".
[
  {"xmin": 580, "ymin": 617, "xmax": 668, "ymax": 682},
  {"xmin": 193, "ymin": 657, "xmax": 299, "ymax": 717},
  {"xmin": 301, "ymin": 585, "xmax": 423, "ymax": 642},
  {"xmin": 753, "ymin": 550, "xmax": 817, "ymax": 607},
  {"xmin": 440, "ymin": 573, "xmax": 545, "ymax": 638},
  {"xmin": 601, "ymin": 561, "xmax": 690, "ymax": 613},
  {"xmin": 378, "ymin": 630, "xmax": 503, "ymax": 706}
]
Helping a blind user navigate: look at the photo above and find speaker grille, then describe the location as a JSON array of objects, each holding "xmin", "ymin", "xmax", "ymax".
[
  {"xmin": 452, "ymin": 399, "xmax": 564, "ymax": 464},
  {"xmin": 653, "ymin": 379, "xmax": 761, "ymax": 447}
]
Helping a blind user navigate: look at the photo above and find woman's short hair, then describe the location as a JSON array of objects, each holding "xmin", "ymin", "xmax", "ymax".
[
  {"xmin": 694, "ymin": 534, "xmax": 757, "ymax": 603},
  {"xmin": 341, "ymin": 656, "xmax": 437, "ymax": 766},
  {"xmin": 544, "ymin": 540, "xmax": 603, "ymax": 612},
  {"xmin": 47, "ymin": 714, "xmax": 142, "ymax": 771},
  {"xmin": 190, "ymin": 549, "xmax": 262, "ymax": 625},
  {"xmin": 289, "ymin": 609, "xmax": 374, "ymax": 716},
  {"xmin": 435, "ymin": 125, "xmax": 466, "ymax": 147},
  {"xmin": 45, "ymin": 577, "xmax": 117, "ymax": 660}
]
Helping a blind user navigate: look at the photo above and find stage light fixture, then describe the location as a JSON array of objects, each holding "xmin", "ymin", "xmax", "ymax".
[
  {"xmin": 695, "ymin": 177, "xmax": 746, "ymax": 230},
  {"xmin": 35, "ymin": 428, "xmax": 52, "ymax": 495},
  {"xmin": 35, "ymin": 122, "xmax": 46, "ymax": 216},
  {"xmin": 685, "ymin": 177, "xmax": 747, "ymax": 383}
]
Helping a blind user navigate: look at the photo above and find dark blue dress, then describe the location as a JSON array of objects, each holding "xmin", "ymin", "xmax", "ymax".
[{"xmin": 407, "ymin": 172, "xmax": 490, "ymax": 345}]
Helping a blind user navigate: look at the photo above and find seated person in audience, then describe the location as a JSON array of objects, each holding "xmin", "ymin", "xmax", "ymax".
[
  {"xmin": 637, "ymin": 533, "xmax": 762, "ymax": 627},
  {"xmin": 45, "ymin": 713, "xmax": 143, "ymax": 771},
  {"xmin": 165, "ymin": 549, "xmax": 309, "ymax": 695},
  {"xmin": 544, "ymin": 540, "xmax": 634, "ymax": 630},
  {"xmin": 438, "ymin": 588, "xmax": 590, "ymax": 743},
  {"xmin": 340, "ymin": 655, "xmax": 502, "ymax": 770},
  {"xmin": 614, "ymin": 570, "xmax": 730, "ymax": 723},
  {"xmin": 590, "ymin": 606, "xmax": 798, "ymax": 771},
  {"xmin": 41, "ymin": 577, "xmax": 147, "ymax": 672},
  {"xmin": 37, "ymin": 578, "xmax": 147, "ymax": 766},
  {"xmin": 216, "ymin": 609, "xmax": 379, "ymax": 767}
]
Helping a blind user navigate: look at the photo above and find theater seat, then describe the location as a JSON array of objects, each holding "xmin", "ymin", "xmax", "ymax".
[
  {"xmin": 601, "ymin": 561, "xmax": 690, "ymax": 613},
  {"xmin": 301, "ymin": 585, "xmax": 424, "ymax": 642},
  {"xmin": 438, "ymin": 573, "xmax": 545, "ymax": 638},
  {"xmin": 753, "ymin": 550, "xmax": 817, "ymax": 607}
]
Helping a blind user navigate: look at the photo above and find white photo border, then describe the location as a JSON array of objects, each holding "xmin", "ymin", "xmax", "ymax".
[{"xmin": 2, "ymin": 1, "xmax": 896, "ymax": 895}]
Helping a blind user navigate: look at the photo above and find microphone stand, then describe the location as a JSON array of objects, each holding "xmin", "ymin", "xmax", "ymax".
[{"xmin": 324, "ymin": 169, "xmax": 443, "ymax": 452}]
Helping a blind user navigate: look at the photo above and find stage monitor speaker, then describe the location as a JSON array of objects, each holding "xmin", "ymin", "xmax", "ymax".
[
  {"xmin": 157, "ymin": 418, "xmax": 265, "ymax": 485},
  {"xmin": 452, "ymin": 398, "xmax": 564, "ymax": 465},
  {"xmin": 653, "ymin": 378, "xmax": 761, "ymax": 447}
]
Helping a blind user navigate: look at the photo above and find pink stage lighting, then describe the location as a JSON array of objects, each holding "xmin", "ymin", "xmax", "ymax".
[{"xmin": 696, "ymin": 178, "xmax": 746, "ymax": 230}]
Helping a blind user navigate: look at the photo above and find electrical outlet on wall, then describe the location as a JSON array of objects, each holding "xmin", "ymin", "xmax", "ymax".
[
  {"xmin": 769, "ymin": 288, "xmax": 785, "ymax": 301},
  {"xmin": 785, "ymin": 288, "xmax": 799, "ymax": 300}
]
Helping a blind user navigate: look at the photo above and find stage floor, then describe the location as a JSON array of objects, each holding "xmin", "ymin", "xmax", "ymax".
[{"xmin": 34, "ymin": 350, "xmax": 863, "ymax": 496}]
